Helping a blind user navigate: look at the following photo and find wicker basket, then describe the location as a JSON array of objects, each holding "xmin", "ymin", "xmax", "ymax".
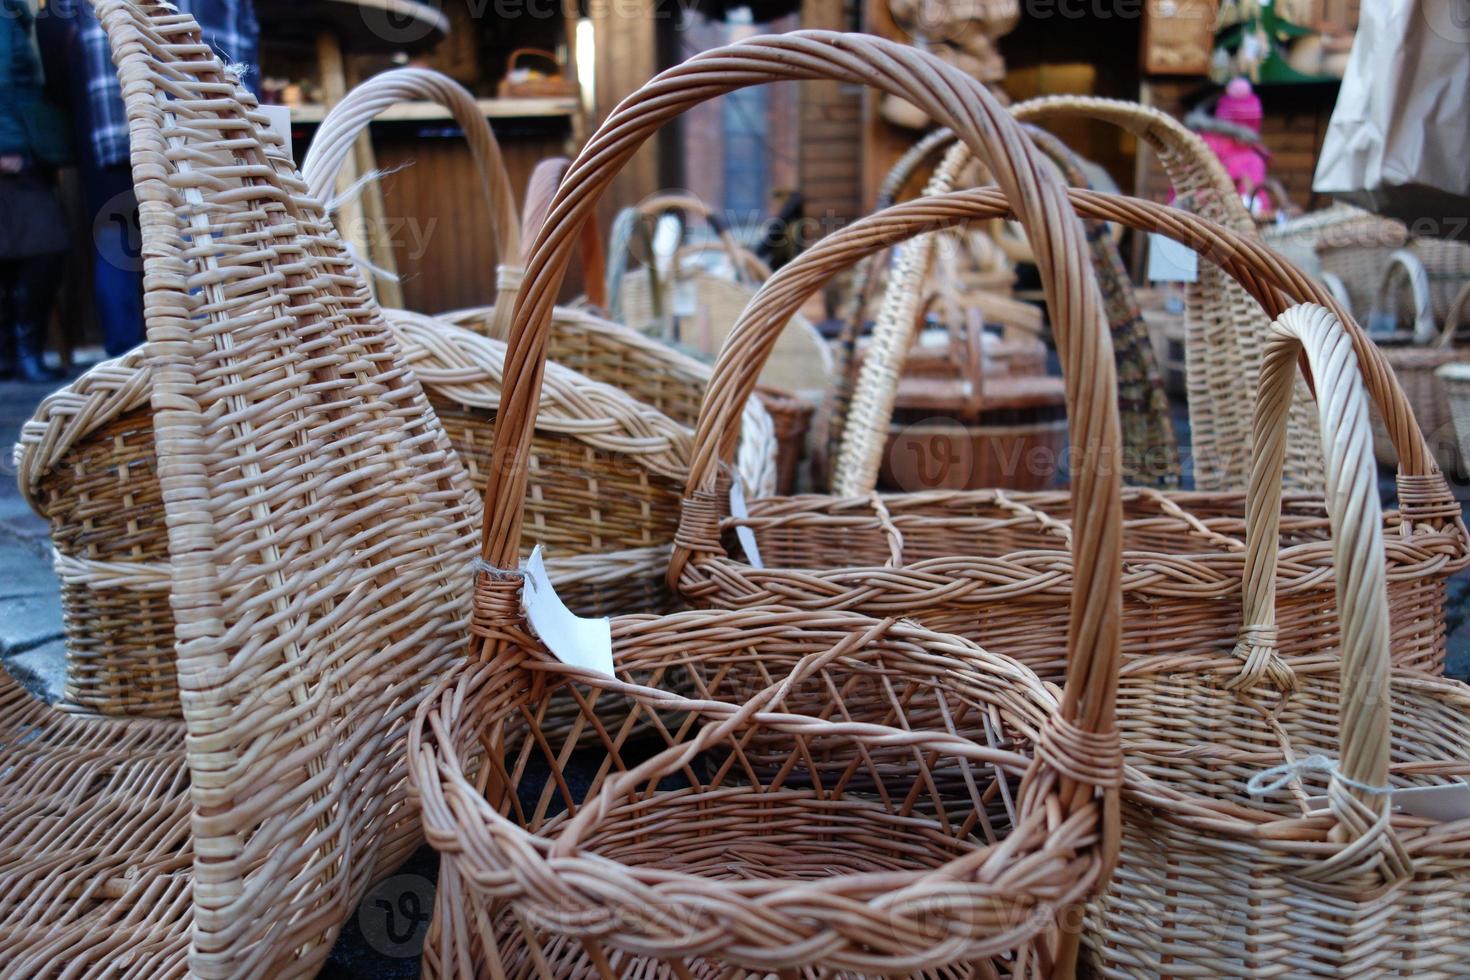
[
  {"xmin": 410, "ymin": 30, "xmax": 1129, "ymax": 976},
  {"xmin": 1009, "ymin": 95, "xmax": 1322, "ymax": 495},
  {"xmin": 0, "ymin": 2, "xmax": 480, "ymax": 972},
  {"xmin": 17, "ymin": 312, "xmax": 776, "ymax": 717},
  {"xmin": 672, "ymin": 186, "xmax": 1467, "ymax": 688},
  {"xmin": 1438, "ymin": 355, "xmax": 1470, "ymax": 479},
  {"xmin": 607, "ymin": 190, "xmax": 833, "ymax": 403},
  {"xmin": 1088, "ymin": 303, "xmax": 1470, "ymax": 977},
  {"xmin": 843, "ymin": 139, "xmax": 1068, "ymax": 495},
  {"xmin": 496, "ymin": 47, "xmax": 579, "ymax": 99},
  {"xmin": 1318, "ymin": 210, "xmax": 1470, "ymax": 325},
  {"xmin": 1367, "ymin": 252, "xmax": 1470, "ymax": 476},
  {"xmin": 15, "ymin": 69, "xmax": 772, "ymax": 720}
]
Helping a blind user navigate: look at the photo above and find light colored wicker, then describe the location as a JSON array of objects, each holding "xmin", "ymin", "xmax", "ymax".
[
  {"xmin": 303, "ymin": 68, "xmax": 778, "ymax": 487},
  {"xmin": 1318, "ymin": 210, "xmax": 1470, "ymax": 326},
  {"xmin": 1368, "ymin": 252, "xmax": 1470, "ymax": 476},
  {"xmin": 1010, "ymin": 95, "xmax": 1323, "ymax": 495},
  {"xmin": 0, "ymin": 0, "xmax": 479, "ymax": 973},
  {"xmin": 1438, "ymin": 350, "xmax": 1470, "ymax": 478},
  {"xmin": 16, "ymin": 311, "xmax": 776, "ymax": 716},
  {"xmin": 837, "ymin": 138, "xmax": 1068, "ymax": 495},
  {"xmin": 1088, "ymin": 303, "xmax": 1470, "ymax": 977},
  {"xmin": 608, "ymin": 190, "xmax": 834, "ymax": 400},
  {"xmin": 410, "ymin": 30, "xmax": 1129, "ymax": 977},
  {"xmin": 673, "ymin": 187, "xmax": 1467, "ymax": 688}
]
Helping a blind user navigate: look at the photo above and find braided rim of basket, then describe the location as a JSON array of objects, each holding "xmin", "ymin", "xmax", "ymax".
[
  {"xmin": 1117, "ymin": 304, "xmax": 1427, "ymax": 884},
  {"xmin": 412, "ymin": 607, "xmax": 1080, "ymax": 972},
  {"xmin": 670, "ymin": 187, "xmax": 1463, "ymax": 604},
  {"xmin": 458, "ymin": 31, "xmax": 1123, "ymax": 972},
  {"xmin": 15, "ymin": 312, "xmax": 701, "ymax": 511}
]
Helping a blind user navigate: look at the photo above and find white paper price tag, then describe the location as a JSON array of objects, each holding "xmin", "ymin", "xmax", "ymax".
[
  {"xmin": 672, "ymin": 278, "xmax": 699, "ymax": 318},
  {"xmin": 1147, "ymin": 233, "xmax": 1199, "ymax": 283},
  {"xmin": 1306, "ymin": 783, "xmax": 1470, "ymax": 823},
  {"xmin": 521, "ymin": 546, "xmax": 613, "ymax": 677},
  {"xmin": 729, "ymin": 479, "xmax": 764, "ymax": 570},
  {"xmin": 259, "ymin": 104, "xmax": 293, "ymax": 159}
]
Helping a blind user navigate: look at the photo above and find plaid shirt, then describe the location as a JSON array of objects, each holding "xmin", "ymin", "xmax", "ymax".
[{"xmin": 59, "ymin": 0, "xmax": 258, "ymax": 168}]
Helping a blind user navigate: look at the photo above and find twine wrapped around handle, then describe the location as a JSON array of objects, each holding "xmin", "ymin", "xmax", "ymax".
[
  {"xmin": 1234, "ymin": 303, "xmax": 1414, "ymax": 884},
  {"xmin": 301, "ymin": 67, "xmax": 523, "ymax": 338}
]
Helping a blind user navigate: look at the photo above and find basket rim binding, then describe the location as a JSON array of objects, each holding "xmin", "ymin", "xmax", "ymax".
[
  {"xmin": 417, "ymin": 27, "xmax": 1128, "ymax": 976},
  {"xmin": 668, "ymin": 186, "xmax": 1467, "ymax": 606}
]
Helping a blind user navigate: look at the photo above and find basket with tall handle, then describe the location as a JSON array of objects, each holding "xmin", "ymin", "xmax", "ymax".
[
  {"xmin": 672, "ymin": 186, "xmax": 1466, "ymax": 686},
  {"xmin": 304, "ymin": 69, "xmax": 778, "ymax": 485},
  {"xmin": 1007, "ymin": 95, "xmax": 1322, "ymax": 494},
  {"xmin": 1367, "ymin": 250, "xmax": 1470, "ymax": 476},
  {"xmin": 606, "ymin": 190, "xmax": 833, "ymax": 399},
  {"xmin": 1089, "ymin": 304, "xmax": 1470, "ymax": 976},
  {"xmin": 830, "ymin": 119, "xmax": 1178, "ymax": 490},
  {"xmin": 0, "ymin": 1, "xmax": 480, "ymax": 973},
  {"xmin": 14, "ymin": 70, "xmax": 774, "ymax": 719},
  {"xmin": 408, "ymin": 30, "xmax": 1129, "ymax": 977}
]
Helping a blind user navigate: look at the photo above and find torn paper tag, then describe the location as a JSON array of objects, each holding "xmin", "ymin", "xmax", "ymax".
[
  {"xmin": 1306, "ymin": 782, "xmax": 1470, "ymax": 823},
  {"xmin": 729, "ymin": 479, "xmax": 764, "ymax": 569},
  {"xmin": 521, "ymin": 546, "xmax": 614, "ymax": 677},
  {"xmin": 259, "ymin": 104, "xmax": 293, "ymax": 159},
  {"xmin": 1147, "ymin": 233, "xmax": 1199, "ymax": 283}
]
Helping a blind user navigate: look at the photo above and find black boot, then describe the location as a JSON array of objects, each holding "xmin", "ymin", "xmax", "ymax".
[
  {"xmin": 10, "ymin": 252, "xmax": 63, "ymax": 383},
  {"xmin": 14, "ymin": 320, "xmax": 60, "ymax": 383}
]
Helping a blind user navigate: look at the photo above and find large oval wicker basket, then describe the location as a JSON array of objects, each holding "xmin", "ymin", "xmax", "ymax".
[
  {"xmin": 671, "ymin": 187, "xmax": 1467, "ymax": 685},
  {"xmin": 410, "ymin": 30, "xmax": 1130, "ymax": 977},
  {"xmin": 1089, "ymin": 303, "xmax": 1470, "ymax": 977}
]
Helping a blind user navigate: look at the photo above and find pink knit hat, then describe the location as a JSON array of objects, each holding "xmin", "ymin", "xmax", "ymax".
[{"xmin": 1215, "ymin": 76, "xmax": 1263, "ymax": 128}]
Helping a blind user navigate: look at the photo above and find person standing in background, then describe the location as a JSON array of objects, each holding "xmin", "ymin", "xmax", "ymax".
[
  {"xmin": 0, "ymin": 0, "xmax": 70, "ymax": 382},
  {"xmin": 37, "ymin": 0, "xmax": 259, "ymax": 358}
]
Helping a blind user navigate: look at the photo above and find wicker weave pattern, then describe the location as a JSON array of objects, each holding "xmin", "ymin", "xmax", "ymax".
[
  {"xmin": 672, "ymin": 188, "xmax": 1466, "ymax": 683},
  {"xmin": 413, "ymin": 609, "xmax": 1070, "ymax": 976},
  {"xmin": 1088, "ymin": 304, "xmax": 1470, "ymax": 977},
  {"xmin": 15, "ymin": 308, "xmax": 770, "ymax": 715},
  {"xmin": 0, "ymin": 0, "xmax": 481, "ymax": 973},
  {"xmin": 415, "ymin": 30, "xmax": 1128, "ymax": 977},
  {"xmin": 1013, "ymin": 96, "xmax": 1323, "ymax": 494}
]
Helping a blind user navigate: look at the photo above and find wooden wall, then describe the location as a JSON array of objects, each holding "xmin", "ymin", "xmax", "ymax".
[{"xmin": 370, "ymin": 119, "xmax": 580, "ymax": 313}]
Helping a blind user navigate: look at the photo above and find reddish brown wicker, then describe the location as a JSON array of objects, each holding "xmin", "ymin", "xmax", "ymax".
[
  {"xmin": 671, "ymin": 187, "xmax": 1467, "ymax": 685},
  {"xmin": 410, "ymin": 30, "xmax": 1129, "ymax": 978}
]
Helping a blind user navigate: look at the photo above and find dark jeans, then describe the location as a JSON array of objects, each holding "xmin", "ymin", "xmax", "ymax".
[{"xmin": 81, "ymin": 161, "xmax": 143, "ymax": 356}]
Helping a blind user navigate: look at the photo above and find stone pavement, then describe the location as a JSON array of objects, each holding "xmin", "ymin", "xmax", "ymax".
[{"xmin": 3, "ymin": 368, "xmax": 1470, "ymax": 978}]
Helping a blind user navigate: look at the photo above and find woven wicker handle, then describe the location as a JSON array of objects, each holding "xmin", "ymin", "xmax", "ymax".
[
  {"xmin": 522, "ymin": 157, "xmax": 607, "ymax": 310},
  {"xmin": 606, "ymin": 192, "xmax": 750, "ymax": 324},
  {"xmin": 831, "ymin": 138, "xmax": 970, "ymax": 493},
  {"xmin": 674, "ymin": 189, "xmax": 1450, "ymax": 550},
  {"xmin": 1014, "ymin": 95, "xmax": 1252, "ymax": 235},
  {"xmin": 301, "ymin": 67, "xmax": 523, "ymax": 337},
  {"xmin": 1371, "ymin": 250, "xmax": 1438, "ymax": 345},
  {"xmin": 1237, "ymin": 304, "xmax": 1401, "ymax": 836},
  {"xmin": 1442, "ymin": 280, "xmax": 1470, "ymax": 349},
  {"xmin": 506, "ymin": 47, "xmax": 564, "ymax": 76},
  {"xmin": 481, "ymin": 32, "xmax": 1124, "ymax": 791}
]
